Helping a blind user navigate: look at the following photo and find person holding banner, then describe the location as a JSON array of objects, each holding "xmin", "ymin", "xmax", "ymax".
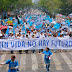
[
  {"xmin": 38, "ymin": 47, "xmax": 52, "ymax": 72},
  {"xmin": 8, "ymin": 32, "xmax": 16, "ymax": 54},
  {"xmin": 0, "ymin": 55, "xmax": 19, "ymax": 72},
  {"xmin": 25, "ymin": 34, "xmax": 29, "ymax": 53},
  {"xmin": 31, "ymin": 34, "xmax": 35, "ymax": 53},
  {"xmin": 39, "ymin": 31, "xmax": 45, "ymax": 53},
  {"xmin": 17, "ymin": 33, "xmax": 22, "ymax": 54}
]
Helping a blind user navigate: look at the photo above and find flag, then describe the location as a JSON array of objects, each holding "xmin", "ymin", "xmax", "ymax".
[
  {"xmin": 6, "ymin": 26, "xmax": 9, "ymax": 35},
  {"xmin": 50, "ymin": 18, "xmax": 52, "ymax": 22},
  {"xmin": 13, "ymin": 27, "xmax": 15, "ymax": 35},
  {"xmin": 29, "ymin": 22, "xmax": 33, "ymax": 26},
  {"xmin": 22, "ymin": 26, "xmax": 25, "ymax": 31},
  {"xmin": 54, "ymin": 23, "xmax": 60, "ymax": 29}
]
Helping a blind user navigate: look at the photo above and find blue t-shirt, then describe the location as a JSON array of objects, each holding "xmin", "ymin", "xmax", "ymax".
[
  {"xmin": 6, "ymin": 59, "xmax": 19, "ymax": 72},
  {"xmin": 42, "ymin": 51, "xmax": 52, "ymax": 59}
]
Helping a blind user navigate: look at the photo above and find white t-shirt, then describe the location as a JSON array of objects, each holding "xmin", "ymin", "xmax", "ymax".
[
  {"xmin": 18, "ymin": 26, "xmax": 22, "ymax": 29},
  {"xmin": 28, "ymin": 34, "xmax": 32, "ymax": 38},
  {"xmin": 64, "ymin": 35, "xmax": 70, "ymax": 38},
  {"xmin": 15, "ymin": 28, "xmax": 19, "ymax": 33},
  {"xmin": 8, "ymin": 36, "xmax": 15, "ymax": 39},
  {"xmin": 25, "ymin": 24, "xmax": 29, "ymax": 29},
  {"xmin": 40, "ymin": 34, "xmax": 45, "ymax": 38},
  {"xmin": 34, "ymin": 33, "xmax": 39, "ymax": 38},
  {"xmin": 61, "ymin": 31, "xmax": 65, "ymax": 34},
  {"xmin": 17, "ymin": 36, "xmax": 22, "ymax": 39}
]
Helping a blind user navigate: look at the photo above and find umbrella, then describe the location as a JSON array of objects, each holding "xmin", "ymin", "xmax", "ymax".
[
  {"xmin": 62, "ymin": 22, "xmax": 66, "ymax": 25},
  {"xmin": 60, "ymin": 14, "xmax": 62, "ymax": 17},
  {"xmin": 61, "ymin": 15, "xmax": 66, "ymax": 18},
  {"xmin": 0, "ymin": 33, "xmax": 2, "ymax": 36},
  {"xmin": 69, "ymin": 15, "xmax": 72, "ymax": 18},
  {"xmin": 9, "ymin": 26, "xmax": 13, "ymax": 29},
  {"xmin": 61, "ymin": 26, "xmax": 68, "ymax": 29},
  {"xmin": 0, "ymin": 26, "xmax": 8, "ymax": 30},
  {"xmin": 51, "ymin": 21, "xmax": 56, "ymax": 24},
  {"xmin": 69, "ymin": 13, "xmax": 72, "ymax": 16},
  {"xmin": 0, "ymin": 27, "xmax": 2, "ymax": 30}
]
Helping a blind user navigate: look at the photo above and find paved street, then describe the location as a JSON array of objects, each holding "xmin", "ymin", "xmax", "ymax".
[{"xmin": 0, "ymin": 51, "xmax": 72, "ymax": 72}]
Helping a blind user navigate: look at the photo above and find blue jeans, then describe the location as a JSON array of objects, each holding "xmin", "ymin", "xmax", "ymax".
[{"xmin": 44, "ymin": 59, "xmax": 50, "ymax": 71}]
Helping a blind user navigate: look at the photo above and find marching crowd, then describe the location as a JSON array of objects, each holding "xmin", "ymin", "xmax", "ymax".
[
  {"xmin": 0, "ymin": 9, "xmax": 72, "ymax": 72},
  {"xmin": 0, "ymin": 9, "xmax": 72, "ymax": 54}
]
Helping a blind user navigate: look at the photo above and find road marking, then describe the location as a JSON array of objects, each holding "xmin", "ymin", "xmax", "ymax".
[
  {"xmin": 31, "ymin": 54, "xmax": 38, "ymax": 71},
  {"xmin": 52, "ymin": 53, "xmax": 63, "ymax": 70},
  {"xmin": 69, "ymin": 52, "xmax": 72, "ymax": 56},
  {"xmin": 0, "ymin": 54, "xmax": 6, "ymax": 69},
  {"xmin": 41, "ymin": 54, "xmax": 46, "ymax": 69},
  {"xmin": 60, "ymin": 52, "xmax": 72, "ymax": 70},
  {"xmin": 19, "ymin": 54, "xmax": 26, "ymax": 71}
]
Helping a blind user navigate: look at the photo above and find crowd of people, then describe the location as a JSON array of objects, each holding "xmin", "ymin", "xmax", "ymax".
[{"xmin": 0, "ymin": 9, "xmax": 72, "ymax": 53}]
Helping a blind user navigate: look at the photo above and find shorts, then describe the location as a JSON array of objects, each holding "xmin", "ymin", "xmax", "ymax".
[{"xmin": 44, "ymin": 59, "xmax": 50, "ymax": 64}]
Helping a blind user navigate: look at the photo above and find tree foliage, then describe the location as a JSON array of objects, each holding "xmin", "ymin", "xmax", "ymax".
[
  {"xmin": 38, "ymin": 0, "xmax": 72, "ymax": 15},
  {"xmin": 0, "ymin": 0, "xmax": 32, "ymax": 12}
]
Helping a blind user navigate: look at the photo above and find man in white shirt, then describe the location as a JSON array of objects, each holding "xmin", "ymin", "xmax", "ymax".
[
  {"xmin": 15, "ymin": 26, "xmax": 19, "ymax": 35},
  {"xmin": 64, "ymin": 33, "xmax": 70, "ymax": 38},
  {"xmin": 18, "ymin": 24, "xmax": 22, "ymax": 29},
  {"xmin": 21, "ymin": 33, "xmax": 25, "ymax": 39},
  {"xmin": 8, "ymin": 32, "xmax": 16, "ymax": 54},
  {"xmin": 17, "ymin": 33, "xmax": 22, "ymax": 54},
  {"xmin": 40, "ymin": 31, "xmax": 45, "ymax": 38},
  {"xmin": 31, "ymin": 35, "xmax": 36, "ymax": 53},
  {"xmin": 27, "ymin": 31, "xmax": 32, "ymax": 38},
  {"xmin": 8, "ymin": 32, "xmax": 15, "ymax": 39},
  {"xmin": 25, "ymin": 35, "xmax": 29, "ymax": 53},
  {"xmin": 17, "ymin": 33, "xmax": 22, "ymax": 39},
  {"xmin": 39, "ymin": 31, "xmax": 45, "ymax": 53},
  {"xmin": 33, "ymin": 31, "xmax": 39, "ymax": 38}
]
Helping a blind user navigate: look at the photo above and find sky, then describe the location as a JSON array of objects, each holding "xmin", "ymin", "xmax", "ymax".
[
  {"xmin": 32, "ymin": 0, "xmax": 35, "ymax": 3},
  {"xmin": 32, "ymin": 0, "xmax": 40, "ymax": 3}
]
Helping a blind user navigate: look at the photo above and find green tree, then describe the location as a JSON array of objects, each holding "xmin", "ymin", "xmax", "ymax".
[
  {"xmin": 0, "ymin": 0, "xmax": 32, "ymax": 13},
  {"xmin": 60, "ymin": 0, "xmax": 72, "ymax": 15},
  {"xmin": 16, "ymin": 0, "xmax": 32, "ymax": 8},
  {"xmin": 38, "ymin": 0, "xmax": 62, "ymax": 14}
]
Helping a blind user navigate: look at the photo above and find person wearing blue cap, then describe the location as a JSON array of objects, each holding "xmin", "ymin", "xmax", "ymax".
[{"xmin": 38, "ymin": 47, "xmax": 52, "ymax": 72}]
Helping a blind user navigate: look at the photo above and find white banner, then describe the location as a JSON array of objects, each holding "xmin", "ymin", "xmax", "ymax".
[{"xmin": 0, "ymin": 37, "xmax": 72, "ymax": 50}]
